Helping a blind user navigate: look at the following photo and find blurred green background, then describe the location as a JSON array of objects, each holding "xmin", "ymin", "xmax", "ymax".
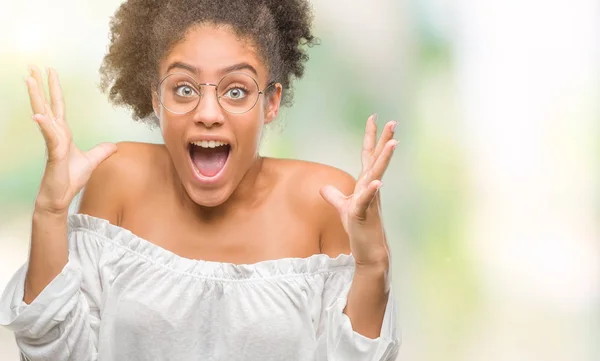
[{"xmin": 1, "ymin": 0, "xmax": 598, "ymax": 360}]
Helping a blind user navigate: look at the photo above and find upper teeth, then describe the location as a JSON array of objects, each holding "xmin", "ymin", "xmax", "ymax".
[{"xmin": 191, "ymin": 140, "xmax": 228, "ymax": 148}]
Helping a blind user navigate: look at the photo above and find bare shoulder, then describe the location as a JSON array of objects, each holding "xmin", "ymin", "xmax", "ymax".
[
  {"xmin": 277, "ymin": 158, "xmax": 356, "ymax": 198},
  {"xmin": 268, "ymin": 158, "xmax": 356, "ymax": 257},
  {"xmin": 77, "ymin": 141, "xmax": 166, "ymax": 225}
]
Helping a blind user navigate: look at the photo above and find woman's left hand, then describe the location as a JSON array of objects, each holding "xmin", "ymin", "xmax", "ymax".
[{"xmin": 320, "ymin": 114, "xmax": 398, "ymax": 268}]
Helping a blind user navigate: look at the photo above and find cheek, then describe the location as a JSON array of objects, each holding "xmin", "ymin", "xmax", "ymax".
[
  {"xmin": 159, "ymin": 116, "xmax": 185, "ymax": 147},
  {"xmin": 237, "ymin": 113, "xmax": 264, "ymax": 146}
]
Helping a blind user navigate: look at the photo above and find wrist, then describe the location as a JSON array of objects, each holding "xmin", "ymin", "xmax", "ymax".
[
  {"xmin": 354, "ymin": 249, "xmax": 390, "ymax": 270},
  {"xmin": 354, "ymin": 260, "xmax": 389, "ymax": 282},
  {"xmin": 33, "ymin": 205, "xmax": 69, "ymax": 221}
]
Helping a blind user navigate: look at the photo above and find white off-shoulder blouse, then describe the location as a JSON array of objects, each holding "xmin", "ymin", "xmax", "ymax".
[{"xmin": 0, "ymin": 214, "xmax": 400, "ymax": 361}]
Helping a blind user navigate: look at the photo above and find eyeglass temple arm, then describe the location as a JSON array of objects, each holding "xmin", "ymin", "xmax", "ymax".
[{"xmin": 260, "ymin": 82, "xmax": 278, "ymax": 95}]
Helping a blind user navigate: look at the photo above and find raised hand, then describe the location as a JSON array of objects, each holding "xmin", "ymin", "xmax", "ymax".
[
  {"xmin": 320, "ymin": 114, "xmax": 398, "ymax": 267},
  {"xmin": 26, "ymin": 65, "xmax": 117, "ymax": 216}
]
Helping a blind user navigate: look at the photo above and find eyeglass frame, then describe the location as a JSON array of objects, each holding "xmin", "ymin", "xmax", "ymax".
[{"xmin": 155, "ymin": 71, "xmax": 278, "ymax": 115}]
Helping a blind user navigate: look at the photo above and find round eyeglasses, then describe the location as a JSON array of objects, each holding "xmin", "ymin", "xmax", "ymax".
[{"xmin": 156, "ymin": 72, "xmax": 276, "ymax": 115}]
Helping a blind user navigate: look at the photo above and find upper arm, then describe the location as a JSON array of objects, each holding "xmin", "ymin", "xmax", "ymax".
[
  {"xmin": 77, "ymin": 142, "xmax": 138, "ymax": 225},
  {"xmin": 302, "ymin": 164, "xmax": 357, "ymax": 257}
]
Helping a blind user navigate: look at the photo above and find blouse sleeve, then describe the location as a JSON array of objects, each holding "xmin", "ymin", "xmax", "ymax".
[
  {"xmin": 315, "ymin": 267, "xmax": 401, "ymax": 361},
  {"xmin": 0, "ymin": 229, "xmax": 104, "ymax": 361}
]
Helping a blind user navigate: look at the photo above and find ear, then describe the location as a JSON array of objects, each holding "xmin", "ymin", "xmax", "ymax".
[
  {"xmin": 263, "ymin": 83, "xmax": 282, "ymax": 125},
  {"xmin": 151, "ymin": 84, "xmax": 160, "ymax": 119}
]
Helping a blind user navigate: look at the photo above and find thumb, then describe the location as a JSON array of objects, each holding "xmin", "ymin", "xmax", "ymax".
[
  {"xmin": 319, "ymin": 185, "xmax": 348, "ymax": 214},
  {"xmin": 85, "ymin": 143, "xmax": 118, "ymax": 170}
]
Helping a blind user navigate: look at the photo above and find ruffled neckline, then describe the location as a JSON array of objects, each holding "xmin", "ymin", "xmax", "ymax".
[{"xmin": 67, "ymin": 213, "xmax": 355, "ymax": 281}]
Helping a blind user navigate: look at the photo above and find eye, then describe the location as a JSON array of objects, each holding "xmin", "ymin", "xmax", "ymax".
[
  {"xmin": 224, "ymin": 87, "xmax": 247, "ymax": 100},
  {"xmin": 175, "ymin": 84, "xmax": 197, "ymax": 97}
]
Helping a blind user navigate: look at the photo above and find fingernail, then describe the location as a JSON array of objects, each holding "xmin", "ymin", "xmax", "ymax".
[
  {"xmin": 372, "ymin": 113, "xmax": 378, "ymax": 124},
  {"xmin": 391, "ymin": 121, "xmax": 398, "ymax": 132},
  {"xmin": 377, "ymin": 182, "xmax": 384, "ymax": 190},
  {"xmin": 392, "ymin": 140, "xmax": 399, "ymax": 149}
]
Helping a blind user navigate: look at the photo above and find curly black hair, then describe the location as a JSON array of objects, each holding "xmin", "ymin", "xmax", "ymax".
[{"xmin": 99, "ymin": 0, "xmax": 318, "ymax": 125}]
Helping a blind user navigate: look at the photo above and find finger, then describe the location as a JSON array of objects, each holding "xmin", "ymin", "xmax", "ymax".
[
  {"xmin": 31, "ymin": 65, "xmax": 55, "ymax": 119},
  {"xmin": 351, "ymin": 180, "xmax": 383, "ymax": 220},
  {"xmin": 28, "ymin": 65, "xmax": 46, "ymax": 100},
  {"xmin": 44, "ymin": 104, "xmax": 56, "ymax": 122},
  {"xmin": 361, "ymin": 114, "xmax": 378, "ymax": 169},
  {"xmin": 32, "ymin": 113, "xmax": 60, "ymax": 153},
  {"xmin": 85, "ymin": 143, "xmax": 118, "ymax": 170},
  {"xmin": 356, "ymin": 120, "xmax": 396, "ymax": 189},
  {"xmin": 319, "ymin": 185, "xmax": 349, "ymax": 214},
  {"xmin": 26, "ymin": 77, "xmax": 47, "ymax": 115},
  {"xmin": 372, "ymin": 121, "xmax": 397, "ymax": 162},
  {"xmin": 48, "ymin": 67, "xmax": 66, "ymax": 121},
  {"xmin": 367, "ymin": 139, "xmax": 398, "ymax": 182}
]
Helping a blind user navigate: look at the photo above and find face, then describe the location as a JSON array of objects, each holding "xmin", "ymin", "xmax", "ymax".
[{"xmin": 153, "ymin": 24, "xmax": 282, "ymax": 207}]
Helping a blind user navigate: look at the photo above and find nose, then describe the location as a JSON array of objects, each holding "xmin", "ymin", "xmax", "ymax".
[{"xmin": 192, "ymin": 86, "xmax": 224, "ymax": 128}]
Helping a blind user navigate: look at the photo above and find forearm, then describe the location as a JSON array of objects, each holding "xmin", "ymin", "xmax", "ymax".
[
  {"xmin": 343, "ymin": 259, "xmax": 391, "ymax": 339},
  {"xmin": 24, "ymin": 209, "xmax": 69, "ymax": 304}
]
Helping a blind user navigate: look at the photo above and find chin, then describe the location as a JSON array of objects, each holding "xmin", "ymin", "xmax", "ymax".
[{"xmin": 184, "ymin": 184, "xmax": 234, "ymax": 208}]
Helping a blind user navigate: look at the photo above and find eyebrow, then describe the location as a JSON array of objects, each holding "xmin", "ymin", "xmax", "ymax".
[{"xmin": 166, "ymin": 61, "xmax": 259, "ymax": 77}]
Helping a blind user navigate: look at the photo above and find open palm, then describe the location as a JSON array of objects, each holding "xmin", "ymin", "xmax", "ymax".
[
  {"xmin": 26, "ymin": 66, "xmax": 117, "ymax": 214},
  {"xmin": 320, "ymin": 114, "xmax": 398, "ymax": 265}
]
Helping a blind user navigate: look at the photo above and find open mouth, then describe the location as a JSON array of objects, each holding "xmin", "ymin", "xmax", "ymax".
[{"xmin": 188, "ymin": 141, "xmax": 231, "ymax": 178}]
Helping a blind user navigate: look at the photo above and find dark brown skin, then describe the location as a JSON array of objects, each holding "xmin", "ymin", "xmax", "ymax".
[{"xmin": 24, "ymin": 23, "xmax": 394, "ymax": 340}]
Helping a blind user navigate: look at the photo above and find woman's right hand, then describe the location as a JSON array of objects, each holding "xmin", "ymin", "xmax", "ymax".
[{"xmin": 26, "ymin": 65, "xmax": 117, "ymax": 216}]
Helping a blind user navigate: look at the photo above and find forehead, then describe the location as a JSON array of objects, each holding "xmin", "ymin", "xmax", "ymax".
[{"xmin": 160, "ymin": 24, "xmax": 265, "ymax": 78}]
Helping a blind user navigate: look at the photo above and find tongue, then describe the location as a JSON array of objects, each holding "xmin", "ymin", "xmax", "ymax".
[{"xmin": 191, "ymin": 146, "xmax": 229, "ymax": 177}]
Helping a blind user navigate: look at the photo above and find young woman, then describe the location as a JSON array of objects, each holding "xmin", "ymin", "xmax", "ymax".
[{"xmin": 0, "ymin": 0, "xmax": 400, "ymax": 360}]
